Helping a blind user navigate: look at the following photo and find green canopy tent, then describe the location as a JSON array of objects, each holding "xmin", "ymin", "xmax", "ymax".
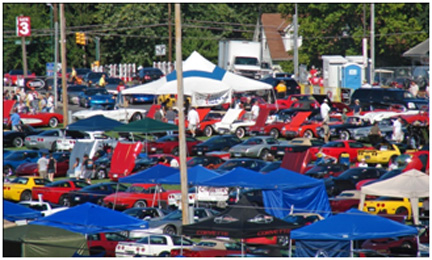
[{"xmin": 3, "ymin": 225, "xmax": 89, "ymax": 257}]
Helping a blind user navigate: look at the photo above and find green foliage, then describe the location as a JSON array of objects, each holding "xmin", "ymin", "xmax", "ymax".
[{"xmin": 3, "ymin": 3, "xmax": 428, "ymax": 75}]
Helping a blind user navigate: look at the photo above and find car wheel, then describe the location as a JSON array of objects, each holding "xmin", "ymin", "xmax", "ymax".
[
  {"xmin": 277, "ymin": 236, "xmax": 290, "ymax": 246},
  {"xmin": 158, "ymin": 252, "xmax": 170, "ymax": 257},
  {"xmin": 340, "ymin": 130, "xmax": 350, "ymax": 141},
  {"xmin": 396, "ymin": 207, "xmax": 409, "ymax": 217},
  {"xmin": 51, "ymin": 142, "xmax": 57, "ymax": 152},
  {"xmin": 4, "ymin": 165, "xmax": 14, "ymax": 175},
  {"xmin": 172, "ymin": 147, "xmax": 179, "ymax": 156},
  {"xmin": 49, "ymin": 117, "xmax": 59, "ymax": 128},
  {"xmin": 130, "ymin": 112, "xmax": 143, "ymax": 122},
  {"xmin": 59, "ymin": 195, "xmax": 70, "ymax": 207},
  {"xmin": 260, "ymin": 149, "xmax": 270, "ymax": 160},
  {"xmin": 235, "ymin": 127, "xmax": 246, "ymax": 139},
  {"xmin": 20, "ymin": 190, "xmax": 32, "ymax": 201},
  {"xmin": 163, "ymin": 225, "xmax": 177, "ymax": 235},
  {"xmin": 12, "ymin": 137, "xmax": 24, "ymax": 148},
  {"xmin": 270, "ymin": 128, "xmax": 280, "ymax": 139},
  {"xmin": 204, "ymin": 126, "xmax": 213, "ymax": 137},
  {"xmin": 303, "ymin": 129, "xmax": 314, "ymax": 139},
  {"xmin": 96, "ymin": 198, "xmax": 104, "ymax": 205},
  {"xmin": 133, "ymin": 200, "xmax": 147, "ymax": 208},
  {"xmin": 95, "ymin": 169, "xmax": 107, "ymax": 180}
]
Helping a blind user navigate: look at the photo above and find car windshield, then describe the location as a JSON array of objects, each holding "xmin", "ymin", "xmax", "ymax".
[
  {"xmin": 234, "ymin": 57, "xmax": 259, "ymax": 66},
  {"xmin": 85, "ymin": 89, "xmax": 109, "ymax": 95},
  {"xmin": 10, "ymin": 177, "xmax": 29, "ymax": 184},
  {"xmin": 162, "ymin": 210, "xmax": 183, "ymax": 221},
  {"xmin": 68, "ymin": 86, "xmax": 86, "ymax": 92},
  {"xmin": 106, "ymin": 78, "xmax": 122, "ymax": 84},
  {"xmin": 5, "ymin": 152, "xmax": 29, "ymax": 160},
  {"xmin": 379, "ymin": 169, "xmax": 403, "ymax": 180}
]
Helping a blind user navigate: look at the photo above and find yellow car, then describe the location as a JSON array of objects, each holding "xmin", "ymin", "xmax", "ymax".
[
  {"xmin": 362, "ymin": 196, "xmax": 423, "ymax": 220},
  {"xmin": 357, "ymin": 143, "xmax": 401, "ymax": 164},
  {"xmin": 3, "ymin": 176, "xmax": 50, "ymax": 202}
]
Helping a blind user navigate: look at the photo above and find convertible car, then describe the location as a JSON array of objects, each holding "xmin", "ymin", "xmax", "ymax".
[{"xmin": 72, "ymin": 105, "xmax": 146, "ymax": 123}]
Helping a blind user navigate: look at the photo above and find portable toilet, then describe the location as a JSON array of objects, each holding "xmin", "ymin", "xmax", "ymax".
[
  {"xmin": 341, "ymin": 63, "xmax": 362, "ymax": 89},
  {"xmin": 322, "ymin": 55, "xmax": 347, "ymax": 88}
]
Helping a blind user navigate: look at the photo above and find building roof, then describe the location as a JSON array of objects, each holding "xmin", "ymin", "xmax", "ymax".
[{"xmin": 261, "ymin": 13, "xmax": 292, "ymax": 61}]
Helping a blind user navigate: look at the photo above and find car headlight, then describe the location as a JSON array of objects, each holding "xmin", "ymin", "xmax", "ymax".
[
  {"xmin": 282, "ymin": 127, "xmax": 286, "ymax": 131},
  {"xmin": 407, "ymin": 102, "xmax": 415, "ymax": 109},
  {"xmin": 88, "ymin": 97, "xmax": 92, "ymax": 100}
]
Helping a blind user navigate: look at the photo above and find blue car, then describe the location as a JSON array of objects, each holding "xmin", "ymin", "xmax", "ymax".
[
  {"xmin": 126, "ymin": 93, "xmax": 157, "ymax": 104},
  {"xmin": 78, "ymin": 87, "xmax": 116, "ymax": 108},
  {"xmin": 3, "ymin": 150, "xmax": 45, "ymax": 175},
  {"xmin": 67, "ymin": 182, "xmax": 128, "ymax": 206}
]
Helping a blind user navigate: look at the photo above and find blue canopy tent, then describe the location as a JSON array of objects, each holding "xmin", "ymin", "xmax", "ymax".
[
  {"xmin": 197, "ymin": 167, "xmax": 266, "ymax": 187},
  {"xmin": 66, "ymin": 115, "xmax": 125, "ymax": 131},
  {"xmin": 4, "ymin": 200, "xmax": 42, "ymax": 222},
  {"xmin": 157, "ymin": 165, "xmax": 220, "ymax": 185},
  {"xmin": 118, "ymin": 164, "xmax": 179, "ymax": 184},
  {"xmin": 290, "ymin": 209, "xmax": 419, "ymax": 257},
  {"xmin": 30, "ymin": 202, "xmax": 148, "ymax": 235}
]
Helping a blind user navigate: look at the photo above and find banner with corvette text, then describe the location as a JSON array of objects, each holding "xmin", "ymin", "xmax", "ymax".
[{"xmin": 192, "ymin": 90, "xmax": 231, "ymax": 107}]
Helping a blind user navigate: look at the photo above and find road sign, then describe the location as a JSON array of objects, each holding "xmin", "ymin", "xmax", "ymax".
[
  {"xmin": 14, "ymin": 40, "xmax": 30, "ymax": 45},
  {"xmin": 155, "ymin": 44, "xmax": 166, "ymax": 56},
  {"xmin": 16, "ymin": 16, "xmax": 31, "ymax": 37}
]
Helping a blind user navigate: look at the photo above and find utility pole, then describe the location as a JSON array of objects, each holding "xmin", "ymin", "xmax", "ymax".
[
  {"xmin": 370, "ymin": 3, "xmax": 375, "ymax": 84},
  {"xmin": 53, "ymin": 3, "xmax": 59, "ymax": 109},
  {"xmin": 293, "ymin": 4, "xmax": 299, "ymax": 79},
  {"xmin": 175, "ymin": 3, "xmax": 190, "ymax": 225},
  {"xmin": 60, "ymin": 4, "xmax": 68, "ymax": 125},
  {"xmin": 168, "ymin": 3, "xmax": 172, "ymax": 65}
]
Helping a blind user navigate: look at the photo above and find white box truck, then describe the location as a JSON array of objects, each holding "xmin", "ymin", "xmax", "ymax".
[{"xmin": 218, "ymin": 40, "xmax": 264, "ymax": 79}]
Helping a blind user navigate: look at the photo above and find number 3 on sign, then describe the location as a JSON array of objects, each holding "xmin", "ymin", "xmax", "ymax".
[{"xmin": 16, "ymin": 16, "xmax": 31, "ymax": 37}]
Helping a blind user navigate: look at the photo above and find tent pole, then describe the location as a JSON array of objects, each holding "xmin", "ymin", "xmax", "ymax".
[
  {"xmin": 241, "ymin": 238, "xmax": 244, "ymax": 257},
  {"xmin": 288, "ymin": 239, "xmax": 292, "ymax": 257},
  {"xmin": 350, "ymin": 240, "xmax": 353, "ymax": 257}
]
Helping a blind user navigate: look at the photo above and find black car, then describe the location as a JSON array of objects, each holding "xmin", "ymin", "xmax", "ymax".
[
  {"xmin": 319, "ymin": 116, "xmax": 371, "ymax": 140},
  {"xmin": 186, "ymin": 156, "xmax": 225, "ymax": 169},
  {"xmin": 191, "ymin": 135, "xmax": 242, "ymax": 156},
  {"xmin": 82, "ymin": 72, "xmax": 109, "ymax": 86},
  {"xmin": 65, "ymin": 84, "xmax": 87, "ymax": 104},
  {"xmin": 304, "ymin": 163, "xmax": 349, "ymax": 179},
  {"xmin": 3, "ymin": 125, "xmax": 43, "ymax": 148},
  {"xmin": 260, "ymin": 76, "xmax": 301, "ymax": 95},
  {"xmin": 104, "ymin": 77, "xmax": 124, "ymax": 95},
  {"xmin": 325, "ymin": 167, "xmax": 387, "ymax": 197},
  {"xmin": 259, "ymin": 161, "xmax": 281, "ymax": 173},
  {"xmin": 270, "ymin": 138, "xmax": 325, "ymax": 159},
  {"xmin": 214, "ymin": 158, "xmax": 269, "ymax": 174},
  {"xmin": 134, "ymin": 67, "xmax": 164, "ymax": 84},
  {"xmin": 227, "ymin": 188, "xmax": 263, "ymax": 207},
  {"xmin": 67, "ymin": 182, "xmax": 128, "ymax": 206},
  {"xmin": 350, "ymin": 88, "xmax": 429, "ymax": 110}
]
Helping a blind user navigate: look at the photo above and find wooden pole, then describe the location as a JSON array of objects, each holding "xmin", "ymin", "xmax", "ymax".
[
  {"xmin": 21, "ymin": 37, "xmax": 28, "ymax": 78},
  {"xmin": 175, "ymin": 3, "xmax": 189, "ymax": 225},
  {"xmin": 168, "ymin": 3, "xmax": 172, "ymax": 64},
  {"xmin": 60, "ymin": 4, "xmax": 68, "ymax": 126}
]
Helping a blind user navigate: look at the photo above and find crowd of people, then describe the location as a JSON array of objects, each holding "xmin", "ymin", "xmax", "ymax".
[{"xmin": 4, "ymin": 89, "xmax": 55, "ymax": 114}]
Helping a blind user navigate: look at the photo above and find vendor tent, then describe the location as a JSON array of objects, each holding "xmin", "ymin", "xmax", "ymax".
[
  {"xmin": 198, "ymin": 167, "xmax": 266, "ymax": 187},
  {"xmin": 290, "ymin": 209, "xmax": 418, "ymax": 257},
  {"xmin": 122, "ymin": 51, "xmax": 272, "ymax": 106},
  {"xmin": 4, "ymin": 225, "xmax": 89, "ymax": 257},
  {"xmin": 30, "ymin": 202, "xmax": 148, "ymax": 235},
  {"xmin": 112, "ymin": 117, "xmax": 178, "ymax": 133},
  {"xmin": 66, "ymin": 115, "xmax": 125, "ymax": 131},
  {"xmin": 157, "ymin": 165, "xmax": 220, "ymax": 185},
  {"xmin": 119, "ymin": 164, "xmax": 179, "ymax": 184},
  {"xmin": 4, "ymin": 200, "xmax": 42, "ymax": 222},
  {"xmin": 359, "ymin": 169, "xmax": 429, "ymax": 225}
]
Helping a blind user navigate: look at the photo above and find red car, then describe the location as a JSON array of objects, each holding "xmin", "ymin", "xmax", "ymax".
[
  {"xmin": 280, "ymin": 111, "xmax": 312, "ymax": 139},
  {"xmin": 32, "ymin": 179, "xmax": 90, "ymax": 205},
  {"xmin": 4, "ymin": 100, "xmax": 63, "ymax": 128},
  {"xmin": 103, "ymin": 183, "xmax": 180, "ymax": 210},
  {"xmin": 4, "ymin": 69, "xmax": 36, "ymax": 86},
  {"xmin": 297, "ymin": 116, "xmax": 343, "ymax": 139},
  {"xmin": 402, "ymin": 150, "xmax": 429, "ymax": 173},
  {"xmin": 328, "ymin": 190, "xmax": 362, "ymax": 213},
  {"xmin": 146, "ymin": 134, "xmax": 202, "ymax": 156},
  {"xmin": 15, "ymin": 152, "xmax": 70, "ymax": 178},
  {"xmin": 109, "ymin": 142, "xmax": 143, "ymax": 181},
  {"xmin": 361, "ymin": 236, "xmax": 418, "ymax": 257},
  {"xmin": 309, "ymin": 140, "xmax": 374, "ymax": 163},
  {"xmin": 197, "ymin": 110, "xmax": 236, "ymax": 137},
  {"xmin": 88, "ymin": 232, "xmax": 132, "ymax": 257}
]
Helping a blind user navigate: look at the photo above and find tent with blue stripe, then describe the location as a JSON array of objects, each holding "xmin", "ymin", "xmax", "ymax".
[{"xmin": 122, "ymin": 51, "xmax": 272, "ymax": 106}]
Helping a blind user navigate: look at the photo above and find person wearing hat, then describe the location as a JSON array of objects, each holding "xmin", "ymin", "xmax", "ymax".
[
  {"xmin": 353, "ymin": 99, "xmax": 362, "ymax": 116},
  {"xmin": 320, "ymin": 99, "xmax": 331, "ymax": 123},
  {"xmin": 357, "ymin": 158, "xmax": 368, "ymax": 167}
]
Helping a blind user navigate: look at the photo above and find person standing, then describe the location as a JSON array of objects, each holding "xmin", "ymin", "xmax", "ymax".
[
  {"xmin": 341, "ymin": 108, "xmax": 348, "ymax": 122},
  {"xmin": 392, "ymin": 117, "xmax": 404, "ymax": 143},
  {"xmin": 187, "ymin": 106, "xmax": 200, "ymax": 137},
  {"xmin": 73, "ymin": 158, "xmax": 82, "ymax": 179},
  {"xmin": 251, "ymin": 100, "xmax": 260, "ymax": 120},
  {"xmin": 322, "ymin": 120, "xmax": 331, "ymax": 143},
  {"xmin": 361, "ymin": 80, "xmax": 372, "ymax": 88},
  {"xmin": 99, "ymin": 74, "xmax": 106, "ymax": 88},
  {"xmin": 16, "ymin": 99, "xmax": 27, "ymax": 113},
  {"xmin": 353, "ymin": 99, "xmax": 362, "ymax": 116},
  {"xmin": 9, "ymin": 108, "xmax": 21, "ymax": 131},
  {"xmin": 409, "ymin": 81, "xmax": 419, "ymax": 97},
  {"xmin": 243, "ymin": 97, "xmax": 253, "ymax": 111},
  {"xmin": 165, "ymin": 106, "xmax": 177, "ymax": 135},
  {"xmin": 154, "ymin": 106, "xmax": 165, "ymax": 122},
  {"xmin": 320, "ymin": 99, "xmax": 331, "ymax": 122},
  {"xmin": 46, "ymin": 93, "xmax": 54, "ymax": 113},
  {"xmin": 275, "ymin": 80, "xmax": 287, "ymax": 99},
  {"xmin": 368, "ymin": 121, "xmax": 382, "ymax": 147},
  {"xmin": 81, "ymin": 154, "xmax": 94, "ymax": 184},
  {"xmin": 70, "ymin": 66, "xmax": 77, "ymax": 83},
  {"xmin": 116, "ymin": 81, "xmax": 126, "ymax": 107},
  {"xmin": 47, "ymin": 153, "xmax": 56, "ymax": 182},
  {"xmin": 37, "ymin": 153, "xmax": 49, "ymax": 180}
]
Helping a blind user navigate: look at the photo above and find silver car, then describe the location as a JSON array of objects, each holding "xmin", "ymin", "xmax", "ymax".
[
  {"xmin": 24, "ymin": 129, "xmax": 92, "ymax": 151},
  {"xmin": 229, "ymin": 136, "xmax": 280, "ymax": 160}
]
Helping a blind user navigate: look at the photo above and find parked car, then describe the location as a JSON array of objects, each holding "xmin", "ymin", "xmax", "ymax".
[
  {"xmin": 104, "ymin": 77, "xmax": 124, "ymax": 95},
  {"xmin": 66, "ymin": 84, "xmax": 87, "ymax": 105},
  {"xmin": 227, "ymin": 188, "xmax": 264, "ymax": 207},
  {"xmin": 186, "ymin": 156, "xmax": 225, "ymax": 169},
  {"xmin": 122, "ymin": 207, "xmax": 170, "ymax": 221},
  {"xmin": 3, "ymin": 124, "xmax": 43, "ymax": 148},
  {"xmin": 191, "ymin": 135, "xmax": 242, "ymax": 156},
  {"xmin": 214, "ymin": 158, "xmax": 269, "ymax": 174},
  {"xmin": 325, "ymin": 167, "xmax": 387, "ymax": 197},
  {"xmin": 87, "ymin": 232, "xmax": 132, "ymax": 257},
  {"xmin": 259, "ymin": 161, "xmax": 282, "ymax": 173},
  {"xmin": 328, "ymin": 190, "xmax": 363, "ymax": 213},
  {"xmin": 129, "ymin": 208, "xmax": 220, "ymax": 237},
  {"xmin": 270, "ymin": 137, "xmax": 325, "ymax": 159},
  {"xmin": 18, "ymin": 200, "xmax": 69, "ymax": 217},
  {"xmin": 362, "ymin": 196, "xmax": 423, "ymax": 220},
  {"xmin": 115, "ymin": 234, "xmax": 194, "ymax": 257},
  {"xmin": 146, "ymin": 134, "xmax": 202, "ymax": 156},
  {"xmin": 304, "ymin": 163, "xmax": 350, "ymax": 179},
  {"xmin": 15, "ymin": 151, "xmax": 70, "ymax": 178},
  {"xmin": 78, "ymin": 87, "xmax": 116, "ymax": 108},
  {"xmin": 134, "ymin": 67, "xmax": 164, "ymax": 84},
  {"xmin": 3, "ymin": 176, "xmax": 51, "ymax": 202},
  {"xmin": 355, "ymin": 169, "xmax": 403, "ymax": 190},
  {"xmin": 67, "ymin": 182, "xmax": 128, "ymax": 206},
  {"xmin": 361, "ymin": 236, "xmax": 418, "ymax": 257},
  {"xmin": 3, "ymin": 150, "xmax": 44, "ymax": 175},
  {"xmin": 229, "ymin": 136, "xmax": 281, "ymax": 160},
  {"xmin": 357, "ymin": 141, "xmax": 402, "ymax": 165},
  {"xmin": 310, "ymin": 140, "xmax": 374, "ymax": 163},
  {"xmin": 103, "ymin": 183, "xmax": 180, "ymax": 210},
  {"xmin": 25, "ymin": 129, "xmax": 92, "ymax": 151},
  {"xmin": 32, "ymin": 179, "xmax": 90, "ymax": 206},
  {"xmin": 260, "ymin": 76, "xmax": 301, "ymax": 96},
  {"xmin": 82, "ymin": 72, "xmax": 109, "ymax": 86},
  {"xmin": 170, "ymin": 238, "xmax": 243, "ymax": 257},
  {"xmin": 196, "ymin": 110, "xmax": 225, "ymax": 137},
  {"xmin": 4, "ymin": 110, "xmax": 64, "ymax": 129},
  {"xmin": 72, "ymin": 105, "xmax": 146, "ymax": 123}
]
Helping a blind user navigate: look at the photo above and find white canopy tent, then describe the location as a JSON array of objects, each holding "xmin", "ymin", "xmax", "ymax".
[
  {"xmin": 358, "ymin": 169, "xmax": 429, "ymax": 225},
  {"xmin": 122, "ymin": 51, "xmax": 273, "ymax": 106}
]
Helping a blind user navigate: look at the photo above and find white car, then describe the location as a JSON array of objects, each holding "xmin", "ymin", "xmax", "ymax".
[
  {"xmin": 55, "ymin": 131, "xmax": 117, "ymax": 151},
  {"xmin": 72, "ymin": 105, "xmax": 147, "ymax": 123},
  {"xmin": 168, "ymin": 186, "xmax": 229, "ymax": 209},
  {"xmin": 221, "ymin": 111, "xmax": 257, "ymax": 138},
  {"xmin": 18, "ymin": 200, "xmax": 69, "ymax": 217},
  {"xmin": 213, "ymin": 108, "xmax": 244, "ymax": 136},
  {"xmin": 115, "ymin": 234, "xmax": 194, "ymax": 257}
]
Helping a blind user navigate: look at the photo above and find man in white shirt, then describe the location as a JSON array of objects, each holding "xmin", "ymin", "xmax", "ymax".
[
  {"xmin": 320, "ymin": 99, "xmax": 331, "ymax": 122},
  {"xmin": 251, "ymin": 100, "xmax": 260, "ymax": 120},
  {"xmin": 187, "ymin": 106, "xmax": 200, "ymax": 137},
  {"xmin": 392, "ymin": 117, "xmax": 404, "ymax": 143}
]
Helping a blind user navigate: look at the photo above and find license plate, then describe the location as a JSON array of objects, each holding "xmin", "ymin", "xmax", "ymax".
[
  {"xmin": 277, "ymin": 151, "xmax": 285, "ymax": 155},
  {"xmin": 234, "ymin": 153, "xmax": 241, "ymax": 157},
  {"xmin": 30, "ymin": 141, "xmax": 37, "ymax": 145},
  {"xmin": 365, "ymin": 156, "xmax": 370, "ymax": 159},
  {"xmin": 197, "ymin": 151, "xmax": 202, "ymax": 155},
  {"xmin": 367, "ymin": 207, "xmax": 376, "ymax": 212},
  {"xmin": 74, "ymin": 197, "xmax": 80, "ymax": 201}
]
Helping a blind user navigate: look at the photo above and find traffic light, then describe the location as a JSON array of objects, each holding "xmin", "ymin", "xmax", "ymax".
[{"xmin": 75, "ymin": 32, "xmax": 86, "ymax": 45}]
